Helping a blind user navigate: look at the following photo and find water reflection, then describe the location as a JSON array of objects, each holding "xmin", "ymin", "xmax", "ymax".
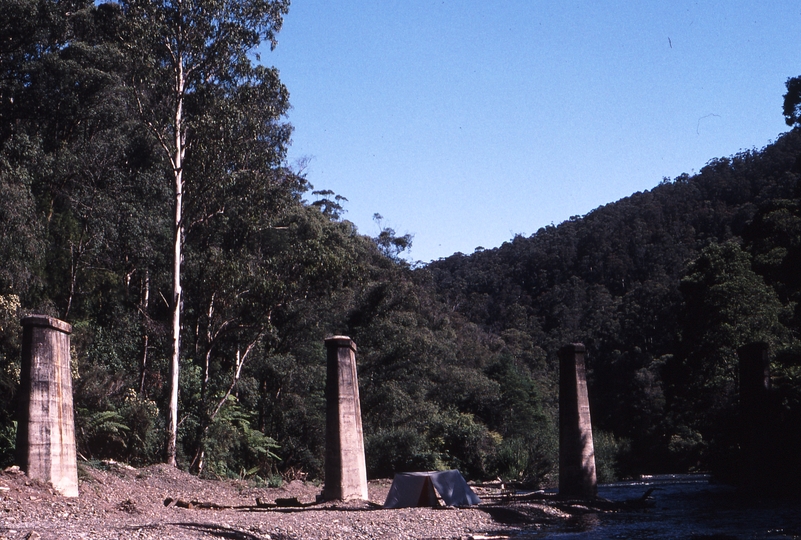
[
  {"xmin": 519, "ymin": 475, "xmax": 801, "ymax": 539},
  {"xmin": 564, "ymin": 513, "xmax": 600, "ymax": 532}
]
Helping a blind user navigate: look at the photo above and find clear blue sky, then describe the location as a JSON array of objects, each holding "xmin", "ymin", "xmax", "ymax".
[{"xmin": 266, "ymin": 1, "xmax": 801, "ymax": 264}]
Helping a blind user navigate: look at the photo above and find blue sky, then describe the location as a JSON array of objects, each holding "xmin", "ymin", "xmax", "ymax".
[{"xmin": 266, "ymin": 1, "xmax": 801, "ymax": 264}]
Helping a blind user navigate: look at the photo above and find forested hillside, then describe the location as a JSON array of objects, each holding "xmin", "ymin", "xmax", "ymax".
[
  {"xmin": 428, "ymin": 128, "xmax": 801, "ymax": 484},
  {"xmin": 1, "ymin": 0, "xmax": 800, "ymax": 489}
]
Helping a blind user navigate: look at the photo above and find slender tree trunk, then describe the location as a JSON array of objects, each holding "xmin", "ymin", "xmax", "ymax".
[
  {"xmin": 139, "ymin": 268, "xmax": 150, "ymax": 395},
  {"xmin": 189, "ymin": 335, "xmax": 263, "ymax": 472},
  {"xmin": 189, "ymin": 337, "xmax": 214, "ymax": 473},
  {"xmin": 64, "ymin": 226, "xmax": 87, "ymax": 318},
  {"xmin": 166, "ymin": 52, "xmax": 186, "ymax": 467},
  {"xmin": 166, "ymin": 170, "xmax": 182, "ymax": 465}
]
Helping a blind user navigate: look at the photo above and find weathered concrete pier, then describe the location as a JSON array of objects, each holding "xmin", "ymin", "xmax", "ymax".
[
  {"xmin": 15, "ymin": 315, "xmax": 78, "ymax": 497},
  {"xmin": 558, "ymin": 343, "xmax": 597, "ymax": 499},
  {"xmin": 737, "ymin": 341, "xmax": 771, "ymax": 490},
  {"xmin": 323, "ymin": 336, "xmax": 368, "ymax": 501},
  {"xmin": 738, "ymin": 341, "xmax": 771, "ymax": 404}
]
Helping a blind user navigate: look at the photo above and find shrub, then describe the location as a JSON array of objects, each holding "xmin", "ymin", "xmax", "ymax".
[{"xmin": 592, "ymin": 429, "xmax": 631, "ymax": 483}]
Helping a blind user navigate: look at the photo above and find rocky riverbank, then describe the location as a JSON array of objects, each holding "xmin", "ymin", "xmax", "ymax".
[{"xmin": 0, "ymin": 463, "xmax": 580, "ymax": 539}]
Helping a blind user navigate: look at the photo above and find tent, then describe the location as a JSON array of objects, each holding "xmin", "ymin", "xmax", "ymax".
[{"xmin": 383, "ymin": 470, "xmax": 481, "ymax": 508}]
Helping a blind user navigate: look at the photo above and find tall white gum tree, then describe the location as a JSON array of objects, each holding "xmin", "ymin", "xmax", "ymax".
[{"xmin": 119, "ymin": 0, "xmax": 290, "ymax": 466}]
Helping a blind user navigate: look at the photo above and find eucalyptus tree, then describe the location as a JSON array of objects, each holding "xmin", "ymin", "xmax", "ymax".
[
  {"xmin": 660, "ymin": 241, "xmax": 791, "ymax": 472},
  {"xmin": 0, "ymin": 0, "xmax": 79, "ymax": 299},
  {"xmin": 783, "ymin": 75, "xmax": 801, "ymax": 128},
  {"xmin": 116, "ymin": 0, "xmax": 290, "ymax": 465}
]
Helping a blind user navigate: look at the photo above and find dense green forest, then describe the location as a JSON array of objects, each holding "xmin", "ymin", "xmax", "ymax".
[{"xmin": 2, "ymin": 0, "xmax": 800, "ymax": 489}]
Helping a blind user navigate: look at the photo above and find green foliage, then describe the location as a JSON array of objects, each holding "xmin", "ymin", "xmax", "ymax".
[
  {"xmin": 660, "ymin": 241, "xmax": 793, "ymax": 470},
  {"xmin": 76, "ymin": 409, "xmax": 130, "ymax": 458},
  {"xmin": 783, "ymin": 76, "xmax": 801, "ymax": 127},
  {"xmin": 0, "ymin": 421, "xmax": 16, "ymax": 468},
  {"xmin": 372, "ymin": 214, "xmax": 413, "ymax": 263},
  {"xmin": 680, "ymin": 241, "xmax": 789, "ymax": 353},
  {"xmin": 592, "ymin": 430, "xmax": 631, "ymax": 483},
  {"xmin": 428, "ymin": 409, "xmax": 498, "ymax": 479},
  {"xmin": 201, "ymin": 396, "xmax": 280, "ymax": 480},
  {"xmin": 0, "ymin": 145, "xmax": 44, "ymax": 296},
  {"xmin": 118, "ymin": 389, "xmax": 160, "ymax": 465},
  {"xmin": 484, "ymin": 356, "xmax": 557, "ymax": 486},
  {"xmin": 366, "ymin": 427, "xmax": 442, "ymax": 478},
  {"xmin": 489, "ymin": 427, "xmax": 556, "ymax": 487},
  {"xmin": 0, "ymin": 295, "xmax": 22, "ymax": 467}
]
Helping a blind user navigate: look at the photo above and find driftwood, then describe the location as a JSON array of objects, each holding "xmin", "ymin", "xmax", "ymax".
[
  {"xmin": 274, "ymin": 496, "xmax": 304, "ymax": 507},
  {"xmin": 163, "ymin": 495, "xmax": 315, "ymax": 510},
  {"xmin": 163, "ymin": 497, "xmax": 233, "ymax": 509},
  {"xmin": 476, "ymin": 487, "xmax": 657, "ymax": 512},
  {"xmin": 162, "ymin": 487, "xmax": 657, "ymax": 515}
]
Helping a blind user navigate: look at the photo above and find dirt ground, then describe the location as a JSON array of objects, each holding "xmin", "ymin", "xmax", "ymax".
[{"xmin": 0, "ymin": 463, "xmax": 576, "ymax": 539}]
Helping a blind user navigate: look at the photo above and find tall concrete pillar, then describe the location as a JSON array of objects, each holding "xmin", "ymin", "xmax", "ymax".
[
  {"xmin": 737, "ymin": 342, "xmax": 771, "ymax": 490},
  {"xmin": 15, "ymin": 315, "xmax": 78, "ymax": 497},
  {"xmin": 738, "ymin": 342, "xmax": 771, "ymax": 401},
  {"xmin": 323, "ymin": 336, "xmax": 368, "ymax": 501},
  {"xmin": 558, "ymin": 343, "xmax": 597, "ymax": 499}
]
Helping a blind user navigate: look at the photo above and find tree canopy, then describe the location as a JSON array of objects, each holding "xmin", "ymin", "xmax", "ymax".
[{"xmin": 783, "ymin": 76, "xmax": 801, "ymax": 128}]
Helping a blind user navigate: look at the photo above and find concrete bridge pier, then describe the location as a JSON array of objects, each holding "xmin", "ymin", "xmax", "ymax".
[
  {"xmin": 558, "ymin": 343, "xmax": 597, "ymax": 499},
  {"xmin": 737, "ymin": 342, "xmax": 771, "ymax": 490},
  {"xmin": 323, "ymin": 336, "xmax": 368, "ymax": 501},
  {"xmin": 15, "ymin": 315, "xmax": 78, "ymax": 497}
]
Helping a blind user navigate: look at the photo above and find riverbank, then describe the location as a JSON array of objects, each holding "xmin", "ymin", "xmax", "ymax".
[{"xmin": 0, "ymin": 462, "xmax": 585, "ymax": 539}]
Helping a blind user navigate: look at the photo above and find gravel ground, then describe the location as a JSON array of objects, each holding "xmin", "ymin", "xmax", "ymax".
[{"xmin": 0, "ymin": 463, "xmax": 572, "ymax": 539}]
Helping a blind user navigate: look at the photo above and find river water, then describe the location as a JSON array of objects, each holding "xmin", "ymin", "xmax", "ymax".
[{"xmin": 521, "ymin": 475, "xmax": 801, "ymax": 539}]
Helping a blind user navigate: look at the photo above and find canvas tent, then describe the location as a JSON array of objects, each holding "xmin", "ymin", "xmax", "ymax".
[{"xmin": 383, "ymin": 470, "xmax": 481, "ymax": 508}]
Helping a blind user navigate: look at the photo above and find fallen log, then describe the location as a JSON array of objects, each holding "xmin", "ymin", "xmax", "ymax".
[{"xmin": 163, "ymin": 496, "xmax": 315, "ymax": 510}]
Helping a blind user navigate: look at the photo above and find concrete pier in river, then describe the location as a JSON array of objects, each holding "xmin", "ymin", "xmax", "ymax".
[
  {"xmin": 737, "ymin": 342, "xmax": 771, "ymax": 491},
  {"xmin": 323, "ymin": 336, "xmax": 368, "ymax": 501},
  {"xmin": 15, "ymin": 315, "xmax": 78, "ymax": 497},
  {"xmin": 558, "ymin": 343, "xmax": 597, "ymax": 499}
]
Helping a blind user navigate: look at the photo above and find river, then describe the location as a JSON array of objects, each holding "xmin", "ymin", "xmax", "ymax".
[{"xmin": 520, "ymin": 475, "xmax": 801, "ymax": 539}]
